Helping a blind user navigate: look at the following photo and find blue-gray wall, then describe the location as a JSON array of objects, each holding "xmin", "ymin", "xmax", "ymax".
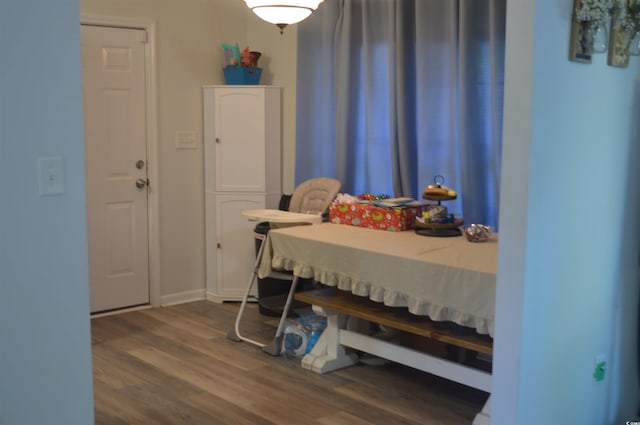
[
  {"xmin": 0, "ymin": 0, "xmax": 95, "ymax": 423},
  {"xmin": 495, "ymin": 0, "xmax": 640, "ymax": 423},
  {"xmin": 1, "ymin": 0, "xmax": 638, "ymax": 424}
]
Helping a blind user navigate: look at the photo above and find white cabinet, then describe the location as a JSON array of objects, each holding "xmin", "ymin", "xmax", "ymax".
[{"xmin": 203, "ymin": 86, "xmax": 282, "ymax": 302}]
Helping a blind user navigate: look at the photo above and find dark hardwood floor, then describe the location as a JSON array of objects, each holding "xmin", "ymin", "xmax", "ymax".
[{"xmin": 91, "ymin": 300, "xmax": 489, "ymax": 424}]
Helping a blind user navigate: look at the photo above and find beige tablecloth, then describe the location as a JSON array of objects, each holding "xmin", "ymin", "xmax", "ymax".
[{"xmin": 258, "ymin": 222, "xmax": 497, "ymax": 336}]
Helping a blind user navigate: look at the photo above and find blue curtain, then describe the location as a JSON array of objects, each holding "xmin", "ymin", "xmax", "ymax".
[{"xmin": 296, "ymin": 0, "xmax": 505, "ymax": 229}]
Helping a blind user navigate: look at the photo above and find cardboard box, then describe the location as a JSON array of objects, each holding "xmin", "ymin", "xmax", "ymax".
[{"xmin": 329, "ymin": 201, "xmax": 433, "ymax": 232}]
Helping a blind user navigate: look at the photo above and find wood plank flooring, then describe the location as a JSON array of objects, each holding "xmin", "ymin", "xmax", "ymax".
[{"xmin": 91, "ymin": 300, "xmax": 489, "ymax": 424}]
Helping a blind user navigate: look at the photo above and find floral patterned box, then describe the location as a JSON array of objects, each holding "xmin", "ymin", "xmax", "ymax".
[{"xmin": 329, "ymin": 201, "xmax": 433, "ymax": 232}]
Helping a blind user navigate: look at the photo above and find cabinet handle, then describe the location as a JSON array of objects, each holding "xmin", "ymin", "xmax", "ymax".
[
  {"xmin": 217, "ymin": 242, "xmax": 221, "ymax": 249},
  {"xmin": 215, "ymin": 137, "xmax": 220, "ymax": 144}
]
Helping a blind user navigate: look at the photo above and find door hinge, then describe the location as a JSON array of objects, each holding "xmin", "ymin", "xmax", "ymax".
[{"xmin": 139, "ymin": 30, "xmax": 148, "ymax": 44}]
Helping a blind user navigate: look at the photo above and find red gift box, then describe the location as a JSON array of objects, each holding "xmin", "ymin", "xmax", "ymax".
[{"xmin": 329, "ymin": 201, "xmax": 433, "ymax": 232}]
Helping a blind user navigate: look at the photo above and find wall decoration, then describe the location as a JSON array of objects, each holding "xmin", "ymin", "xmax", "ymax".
[
  {"xmin": 608, "ymin": 0, "xmax": 640, "ymax": 67},
  {"xmin": 629, "ymin": 30, "xmax": 640, "ymax": 54},
  {"xmin": 569, "ymin": 0, "xmax": 616, "ymax": 63},
  {"xmin": 570, "ymin": 19, "xmax": 594, "ymax": 62},
  {"xmin": 608, "ymin": 17, "xmax": 632, "ymax": 66}
]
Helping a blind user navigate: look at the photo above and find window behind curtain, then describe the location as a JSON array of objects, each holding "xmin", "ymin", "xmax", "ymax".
[{"xmin": 296, "ymin": 0, "xmax": 505, "ymax": 229}]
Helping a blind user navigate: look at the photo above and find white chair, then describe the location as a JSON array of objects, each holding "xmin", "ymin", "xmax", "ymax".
[{"xmin": 228, "ymin": 177, "xmax": 341, "ymax": 355}]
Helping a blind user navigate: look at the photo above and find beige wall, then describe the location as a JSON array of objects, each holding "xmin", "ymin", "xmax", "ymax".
[{"xmin": 79, "ymin": 0, "xmax": 298, "ymax": 301}]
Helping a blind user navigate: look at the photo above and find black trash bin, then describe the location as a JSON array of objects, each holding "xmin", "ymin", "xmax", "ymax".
[{"xmin": 254, "ymin": 221, "xmax": 313, "ymax": 316}]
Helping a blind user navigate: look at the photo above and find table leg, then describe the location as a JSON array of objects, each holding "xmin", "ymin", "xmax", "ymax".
[{"xmin": 301, "ymin": 307, "xmax": 358, "ymax": 373}]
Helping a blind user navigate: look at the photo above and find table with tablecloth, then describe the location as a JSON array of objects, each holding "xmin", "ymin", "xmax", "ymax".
[
  {"xmin": 258, "ymin": 222, "xmax": 497, "ymax": 336},
  {"xmin": 257, "ymin": 222, "xmax": 496, "ymax": 424}
]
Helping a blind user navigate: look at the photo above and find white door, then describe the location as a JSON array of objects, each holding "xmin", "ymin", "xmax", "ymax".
[{"xmin": 81, "ymin": 25, "xmax": 149, "ymax": 313}]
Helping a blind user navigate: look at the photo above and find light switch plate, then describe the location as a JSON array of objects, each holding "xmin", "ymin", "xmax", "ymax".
[
  {"xmin": 38, "ymin": 156, "xmax": 65, "ymax": 196},
  {"xmin": 176, "ymin": 131, "xmax": 197, "ymax": 149}
]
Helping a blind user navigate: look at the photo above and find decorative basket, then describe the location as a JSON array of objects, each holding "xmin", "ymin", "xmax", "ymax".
[{"xmin": 223, "ymin": 66, "xmax": 262, "ymax": 85}]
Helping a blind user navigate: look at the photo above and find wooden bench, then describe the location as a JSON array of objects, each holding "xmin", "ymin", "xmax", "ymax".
[
  {"xmin": 294, "ymin": 286, "xmax": 493, "ymax": 425},
  {"xmin": 295, "ymin": 286, "xmax": 493, "ymax": 355}
]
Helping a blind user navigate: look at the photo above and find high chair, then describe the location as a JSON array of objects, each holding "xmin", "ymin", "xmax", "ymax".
[{"xmin": 227, "ymin": 177, "xmax": 341, "ymax": 355}]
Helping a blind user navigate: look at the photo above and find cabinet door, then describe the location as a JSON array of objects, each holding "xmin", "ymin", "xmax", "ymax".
[
  {"xmin": 214, "ymin": 88, "xmax": 266, "ymax": 192},
  {"xmin": 211, "ymin": 194, "xmax": 265, "ymax": 301}
]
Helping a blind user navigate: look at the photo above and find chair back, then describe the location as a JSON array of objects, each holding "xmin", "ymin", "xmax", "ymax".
[{"xmin": 288, "ymin": 177, "xmax": 341, "ymax": 214}]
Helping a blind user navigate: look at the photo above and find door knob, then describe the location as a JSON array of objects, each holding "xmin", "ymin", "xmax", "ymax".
[{"xmin": 135, "ymin": 178, "xmax": 150, "ymax": 189}]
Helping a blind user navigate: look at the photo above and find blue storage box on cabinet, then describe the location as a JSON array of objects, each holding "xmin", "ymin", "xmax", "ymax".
[{"xmin": 223, "ymin": 66, "xmax": 262, "ymax": 85}]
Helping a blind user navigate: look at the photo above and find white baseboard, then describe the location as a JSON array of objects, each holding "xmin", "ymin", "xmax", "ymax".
[
  {"xmin": 206, "ymin": 291, "xmax": 226, "ymax": 303},
  {"xmin": 160, "ymin": 289, "xmax": 206, "ymax": 307},
  {"xmin": 205, "ymin": 290, "xmax": 258, "ymax": 304},
  {"xmin": 91, "ymin": 304, "xmax": 152, "ymax": 318}
]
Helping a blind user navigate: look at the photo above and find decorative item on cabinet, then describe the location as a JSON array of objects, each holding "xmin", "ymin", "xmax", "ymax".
[
  {"xmin": 203, "ymin": 86, "xmax": 282, "ymax": 302},
  {"xmin": 223, "ymin": 67, "xmax": 262, "ymax": 85},
  {"xmin": 608, "ymin": 0, "xmax": 640, "ymax": 67},
  {"xmin": 569, "ymin": 0, "xmax": 616, "ymax": 63},
  {"xmin": 222, "ymin": 43, "xmax": 263, "ymax": 85}
]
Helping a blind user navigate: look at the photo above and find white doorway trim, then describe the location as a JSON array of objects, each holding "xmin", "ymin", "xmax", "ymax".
[{"xmin": 81, "ymin": 14, "xmax": 161, "ymax": 308}]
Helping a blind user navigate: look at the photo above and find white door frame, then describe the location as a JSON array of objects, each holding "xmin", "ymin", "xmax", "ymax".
[{"xmin": 81, "ymin": 14, "xmax": 161, "ymax": 308}]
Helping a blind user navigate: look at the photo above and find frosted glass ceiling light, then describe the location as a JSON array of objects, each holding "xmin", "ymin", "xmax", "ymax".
[{"xmin": 245, "ymin": 0, "xmax": 324, "ymax": 33}]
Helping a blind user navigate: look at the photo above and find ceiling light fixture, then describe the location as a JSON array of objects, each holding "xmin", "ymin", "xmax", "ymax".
[{"xmin": 244, "ymin": 0, "xmax": 325, "ymax": 34}]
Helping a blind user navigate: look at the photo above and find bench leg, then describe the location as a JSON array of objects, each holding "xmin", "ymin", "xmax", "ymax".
[
  {"xmin": 472, "ymin": 395, "xmax": 491, "ymax": 425},
  {"xmin": 301, "ymin": 308, "xmax": 358, "ymax": 373}
]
